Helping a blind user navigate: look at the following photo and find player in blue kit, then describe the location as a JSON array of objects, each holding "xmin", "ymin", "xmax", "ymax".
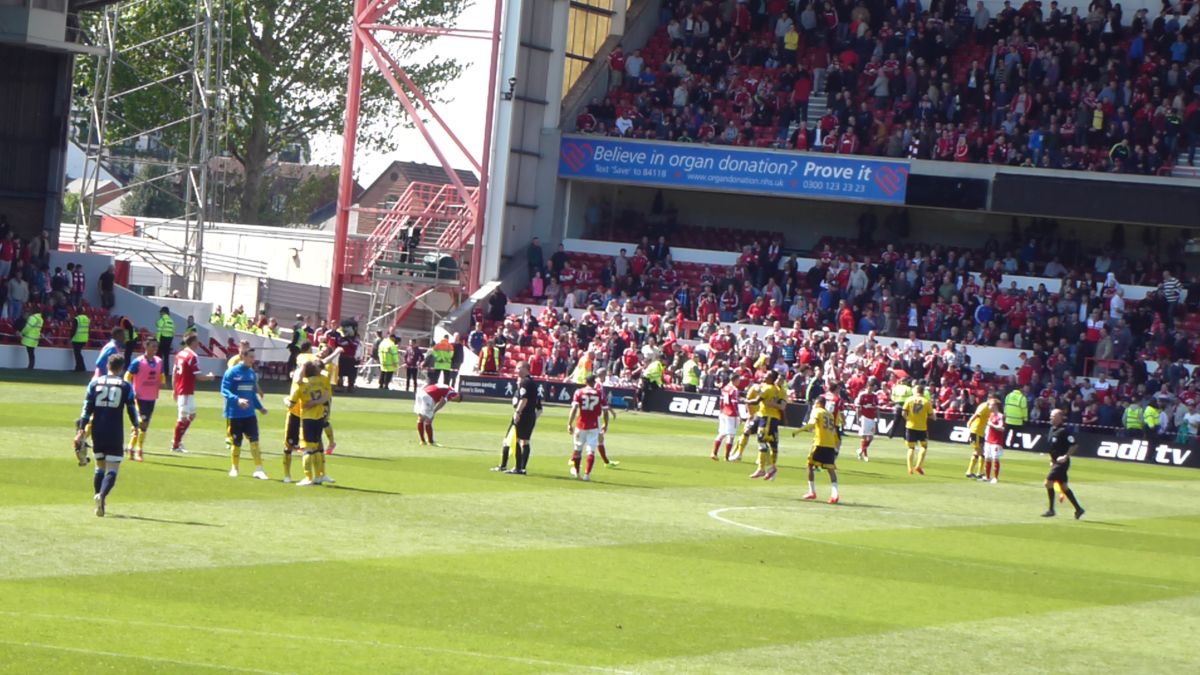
[
  {"xmin": 74, "ymin": 355, "xmax": 142, "ymax": 517},
  {"xmin": 222, "ymin": 347, "xmax": 269, "ymax": 479}
]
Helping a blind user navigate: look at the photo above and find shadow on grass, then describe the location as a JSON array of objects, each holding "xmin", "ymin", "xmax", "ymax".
[
  {"xmin": 111, "ymin": 514, "xmax": 222, "ymax": 527},
  {"xmin": 323, "ymin": 484, "xmax": 404, "ymax": 496},
  {"xmin": 535, "ymin": 474, "xmax": 658, "ymax": 489},
  {"xmin": 152, "ymin": 463, "xmax": 229, "ymax": 474},
  {"xmin": 327, "ymin": 453, "xmax": 397, "ymax": 462}
]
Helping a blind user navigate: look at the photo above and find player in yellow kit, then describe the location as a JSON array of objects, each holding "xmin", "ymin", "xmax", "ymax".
[
  {"xmin": 282, "ymin": 343, "xmax": 341, "ymax": 482},
  {"xmin": 749, "ymin": 371, "xmax": 787, "ymax": 480},
  {"xmin": 731, "ymin": 379, "xmax": 765, "ymax": 462},
  {"xmin": 283, "ymin": 360, "xmax": 329, "ymax": 486},
  {"xmin": 794, "ymin": 395, "xmax": 840, "ymax": 503},
  {"xmin": 903, "ymin": 383, "xmax": 933, "ymax": 476},
  {"xmin": 964, "ymin": 397, "xmax": 992, "ymax": 479},
  {"xmin": 319, "ymin": 345, "xmax": 339, "ymax": 454}
]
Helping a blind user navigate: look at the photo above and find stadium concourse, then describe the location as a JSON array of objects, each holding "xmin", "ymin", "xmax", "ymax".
[
  {"xmin": 578, "ymin": 0, "xmax": 1200, "ymax": 174},
  {"xmin": 455, "ymin": 223, "xmax": 1200, "ymax": 442}
]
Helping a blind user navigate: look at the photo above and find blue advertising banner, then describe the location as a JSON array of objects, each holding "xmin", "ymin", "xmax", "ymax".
[{"xmin": 559, "ymin": 135, "xmax": 909, "ymax": 204}]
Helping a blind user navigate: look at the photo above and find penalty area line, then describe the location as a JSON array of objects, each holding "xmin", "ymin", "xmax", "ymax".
[{"xmin": 705, "ymin": 506, "xmax": 1179, "ymax": 591}]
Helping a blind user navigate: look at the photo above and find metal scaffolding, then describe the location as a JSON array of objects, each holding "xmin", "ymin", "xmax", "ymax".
[{"xmin": 74, "ymin": 0, "xmax": 227, "ymax": 299}]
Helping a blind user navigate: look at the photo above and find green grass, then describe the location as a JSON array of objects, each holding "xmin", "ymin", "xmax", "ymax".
[{"xmin": 1, "ymin": 370, "xmax": 1198, "ymax": 674}]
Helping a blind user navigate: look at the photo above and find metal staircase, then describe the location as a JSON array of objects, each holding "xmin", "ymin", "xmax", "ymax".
[{"xmin": 345, "ymin": 180, "xmax": 479, "ymax": 335}]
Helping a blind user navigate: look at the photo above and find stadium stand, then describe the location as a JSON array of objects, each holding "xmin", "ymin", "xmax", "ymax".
[{"xmin": 575, "ymin": 0, "xmax": 1200, "ymax": 176}]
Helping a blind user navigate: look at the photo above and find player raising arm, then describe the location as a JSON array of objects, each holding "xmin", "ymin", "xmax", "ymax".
[
  {"xmin": 793, "ymin": 395, "xmax": 840, "ymax": 504},
  {"xmin": 283, "ymin": 360, "xmax": 329, "ymax": 486},
  {"xmin": 75, "ymin": 355, "xmax": 142, "ymax": 517},
  {"xmin": 568, "ymin": 374, "xmax": 609, "ymax": 481},
  {"xmin": 750, "ymin": 371, "xmax": 786, "ymax": 481}
]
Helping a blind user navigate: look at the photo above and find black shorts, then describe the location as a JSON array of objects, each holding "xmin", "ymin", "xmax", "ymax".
[
  {"xmin": 323, "ymin": 402, "xmax": 332, "ymax": 426},
  {"xmin": 514, "ymin": 414, "xmax": 537, "ymax": 441},
  {"xmin": 227, "ymin": 416, "xmax": 260, "ymax": 446},
  {"xmin": 1047, "ymin": 462, "xmax": 1070, "ymax": 484},
  {"xmin": 285, "ymin": 413, "xmax": 300, "ymax": 449},
  {"xmin": 92, "ymin": 438, "xmax": 124, "ymax": 462},
  {"xmin": 808, "ymin": 446, "xmax": 838, "ymax": 468},
  {"xmin": 969, "ymin": 432, "xmax": 983, "ymax": 450},
  {"xmin": 905, "ymin": 428, "xmax": 928, "ymax": 443},
  {"xmin": 137, "ymin": 399, "xmax": 156, "ymax": 423},
  {"xmin": 301, "ymin": 418, "xmax": 324, "ymax": 449},
  {"xmin": 744, "ymin": 417, "xmax": 762, "ymax": 433},
  {"xmin": 757, "ymin": 417, "xmax": 780, "ymax": 443}
]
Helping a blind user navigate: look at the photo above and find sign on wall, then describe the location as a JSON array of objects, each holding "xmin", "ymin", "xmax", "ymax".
[{"xmin": 559, "ymin": 136, "xmax": 909, "ymax": 204}]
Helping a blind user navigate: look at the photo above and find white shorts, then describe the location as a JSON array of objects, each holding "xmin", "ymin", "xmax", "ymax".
[
  {"xmin": 176, "ymin": 394, "xmax": 197, "ymax": 418},
  {"xmin": 718, "ymin": 414, "xmax": 740, "ymax": 437},
  {"xmin": 574, "ymin": 428, "xmax": 599, "ymax": 451},
  {"xmin": 413, "ymin": 391, "xmax": 435, "ymax": 419},
  {"xmin": 859, "ymin": 417, "xmax": 877, "ymax": 437},
  {"xmin": 984, "ymin": 443, "xmax": 1003, "ymax": 460}
]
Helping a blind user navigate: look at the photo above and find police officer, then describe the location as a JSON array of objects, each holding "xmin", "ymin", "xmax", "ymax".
[
  {"xmin": 71, "ymin": 305, "xmax": 90, "ymax": 372},
  {"xmin": 1042, "ymin": 408, "xmax": 1085, "ymax": 519},
  {"xmin": 20, "ymin": 308, "xmax": 43, "ymax": 369},
  {"xmin": 156, "ymin": 306, "xmax": 175, "ymax": 381},
  {"xmin": 1003, "ymin": 385, "xmax": 1029, "ymax": 448}
]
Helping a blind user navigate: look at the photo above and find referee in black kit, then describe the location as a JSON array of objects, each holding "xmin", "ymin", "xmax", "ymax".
[
  {"xmin": 1042, "ymin": 408, "xmax": 1085, "ymax": 520},
  {"xmin": 506, "ymin": 362, "xmax": 541, "ymax": 475}
]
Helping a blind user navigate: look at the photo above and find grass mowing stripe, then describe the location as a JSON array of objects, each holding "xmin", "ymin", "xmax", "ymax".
[
  {"xmin": 0, "ymin": 638, "xmax": 289, "ymax": 674},
  {"xmin": 0, "ymin": 610, "xmax": 634, "ymax": 674}
]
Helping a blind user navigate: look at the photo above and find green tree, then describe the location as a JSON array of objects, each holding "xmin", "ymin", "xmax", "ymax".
[
  {"xmin": 62, "ymin": 192, "xmax": 83, "ymax": 226},
  {"xmin": 75, "ymin": 0, "xmax": 466, "ymax": 224},
  {"xmin": 122, "ymin": 164, "xmax": 185, "ymax": 219},
  {"xmin": 281, "ymin": 170, "xmax": 341, "ymax": 227}
]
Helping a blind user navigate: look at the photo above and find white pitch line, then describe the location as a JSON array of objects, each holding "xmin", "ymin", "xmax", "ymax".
[
  {"xmin": 705, "ymin": 506, "xmax": 1179, "ymax": 591},
  {"xmin": 0, "ymin": 638, "xmax": 288, "ymax": 674},
  {"xmin": 0, "ymin": 610, "xmax": 634, "ymax": 674}
]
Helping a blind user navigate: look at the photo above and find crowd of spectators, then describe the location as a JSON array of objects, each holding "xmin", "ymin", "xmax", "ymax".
[
  {"xmin": 576, "ymin": 0, "xmax": 1200, "ymax": 174},
  {"xmin": 474, "ymin": 219, "xmax": 1200, "ymax": 437}
]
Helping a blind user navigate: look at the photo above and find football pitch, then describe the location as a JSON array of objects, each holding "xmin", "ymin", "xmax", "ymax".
[{"xmin": 1, "ymin": 373, "xmax": 1199, "ymax": 674}]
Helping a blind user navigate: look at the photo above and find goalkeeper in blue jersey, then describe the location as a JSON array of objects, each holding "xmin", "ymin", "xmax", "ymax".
[{"xmin": 74, "ymin": 355, "xmax": 142, "ymax": 517}]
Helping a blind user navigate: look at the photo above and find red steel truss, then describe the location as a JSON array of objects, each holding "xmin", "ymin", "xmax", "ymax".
[{"xmin": 329, "ymin": 0, "xmax": 503, "ymax": 320}]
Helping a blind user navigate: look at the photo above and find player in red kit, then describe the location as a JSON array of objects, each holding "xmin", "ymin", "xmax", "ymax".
[
  {"xmin": 854, "ymin": 380, "xmax": 880, "ymax": 462},
  {"xmin": 983, "ymin": 398, "xmax": 1005, "ymax": 483},
  {"xmin": 592, "ymin": 368, "xmax": 619, "ymax": 468},
  {"xmin": 713, "ymin": 373, "xmax": 743, "ymax": 460},
  {"xmin": 568, "ymin": 375, "xmax": 609, "ymax": 481},
  {"xmin": 171, "ymin": 334, "xmax": 214, "ymax": 453},
  {"xmin": 414, "ymin": 382, "xmax": 460, "ymax": 445}
]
